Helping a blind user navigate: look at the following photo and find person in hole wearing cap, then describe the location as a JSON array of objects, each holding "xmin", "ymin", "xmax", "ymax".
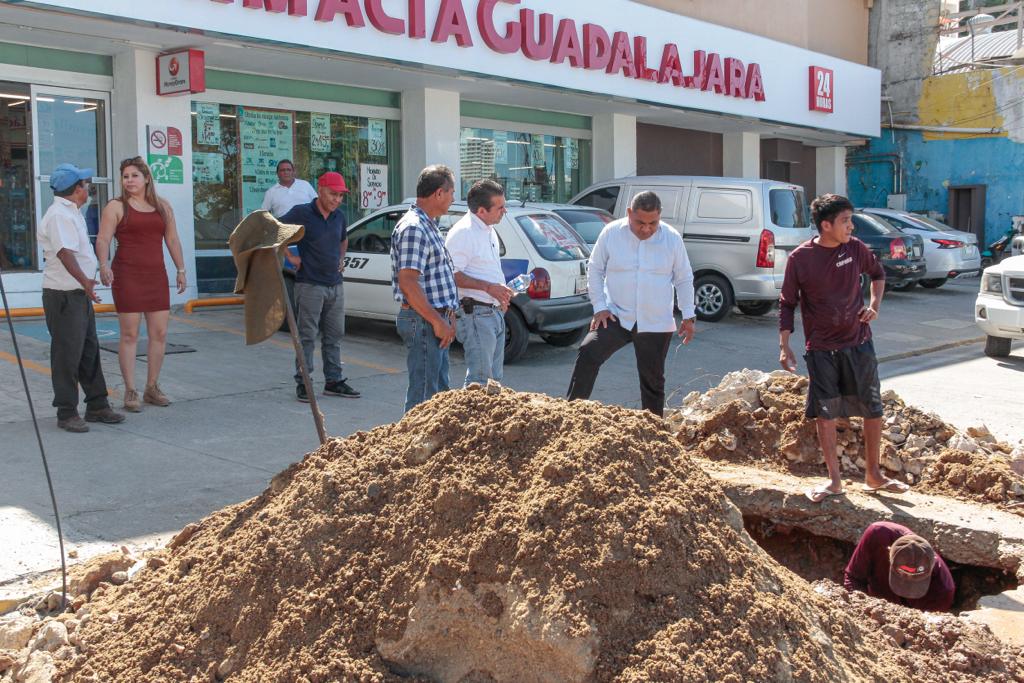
[
  {"xmin": 280, "ymin": 172, "xmax": 360, "ymax": 402},
  {"xmin": 843, "ymin": 521, "xmax": 955, "ymax": 612}
]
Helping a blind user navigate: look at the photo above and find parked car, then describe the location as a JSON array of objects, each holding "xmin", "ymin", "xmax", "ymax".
[
  {"xmin": 284, "ymin": 202, "xmax": 593, "ymax": 363},
  {"xmin": 850, "ymin": 212, "xmax": 927, "ymax": 290},
  {"xmin": 860, "ymin": 207, "xmax": 981, "ymax": 288},
  {"xmin": 520, "ymin": 202, "xmax": 613, "ymax": 248},
  {"xmin": 975, "ymin": 254, "xmax": 1024, "ymax": 358},
  {"xmin": 570, "ymin": 175, "xmax": 814, "ymax": 322}
]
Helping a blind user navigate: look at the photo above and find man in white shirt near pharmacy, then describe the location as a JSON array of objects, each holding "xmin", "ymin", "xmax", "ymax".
[
  {"xmin": 445, "ymin": 179, "xmax": 513, "ymax": 386},
  {"xmin": 39, "ymin": 163, "xmax": 125, "ymax": 433},
  {"xmin": 261, "ymin": 159, "xmax": 317, "ymax": 218},
  {"xmin": 567, "ymin": 191, "xmax": 696, "ymax": 417}
]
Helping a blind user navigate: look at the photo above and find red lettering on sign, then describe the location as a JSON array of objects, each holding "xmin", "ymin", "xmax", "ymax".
[
  {"xmin": 724, "ymin": 57, "xmax": 745, "ymax": 98},
  {"xmin": 550, "ymin": 18, "xmax": 583, "ymax": 67},
  {"xmin": 314, "ymin": 0, "xmax": 364, "ymax": 26},
  {"xmin": 808, "ymin": 66, "xmax": 833, "ymax": 113},
  {"xmin": 432, "ymin": 0, "xmax": 473, "ymax": 47},
  {"xmin": 365, "ymin": 0, "xmax": 403, "ymax": 34},
  {"xmin": 687, "ymin": 50, "xmax": 706, "ymax": 89},
  {"xmin": 746, "ymin": 63, "xmax": 765, "ymax": 101},
  {"xmin": 583, "ymin": 23, "xmax": 610, "ymax": 71},
  {"xmin": 632, "ymin": 37, "xmax": 659, "ymax": 82},
  {"xmin": 658, "ymin": 43, "xmax": 684, "ymax": 86},
  {"xmin": 520, "ymin": 8, "xmax": 554, "ymax": 61},
  {"xmin": 702, "ymin": 52, "xmax": 724, "ymax": 94},
  {"xmin": 478, "ymin": 0, "xmax": 521, "ymax": 54},
  {"xmin": 408, "ymin": 0, "xmax": 426, "ymax": 38},
  {"xmin": 606, "ymin": 31, "xmax": 637, "ymax": 78},
  {"xmin": 242, "ymin": 0, "xmax": 307, "ymax": 15}
]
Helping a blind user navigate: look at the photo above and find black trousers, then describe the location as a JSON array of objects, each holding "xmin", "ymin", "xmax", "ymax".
[
  {"xmin": 566, "ymin": 322, "xmax": 673, "ymax": 416},
  {"xmin": 42, "ymin": 288, "xmax": 111, "ymax": 419}
]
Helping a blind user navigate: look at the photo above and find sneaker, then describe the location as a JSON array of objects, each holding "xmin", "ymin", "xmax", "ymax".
[
  {"xmin": 84, "ymin": 406, "xmax": 126, "ymax": 424},
  {"xmin": 144, "ymin": 383, "xmax": 170, "ymax": 407},
  {"xmin": 57, "ymin": 415, "xmax": 89, "ymax": 433},
  {"xmin": 296, "ymin": 383, "xmax": 310, "ymax": 403},
  {"xmin": 324, "ymin": 379, "xmax": 360, "ymax": 398},
  {"xmin": 123, "ymin": 389, "xmax": 142, "ymax": 413}
]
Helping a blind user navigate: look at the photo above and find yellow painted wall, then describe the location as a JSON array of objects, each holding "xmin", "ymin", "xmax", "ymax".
[{"xmin": 917, "ymin": 71, "xmax": 1005, "ymax": 141}]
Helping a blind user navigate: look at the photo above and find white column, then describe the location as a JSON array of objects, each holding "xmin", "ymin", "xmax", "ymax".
[
  {"xmin": 111, "ymin": 48, "xmax": 196, "ymax": 305},
  {"xmin": 815, "ymin": 146, "xmax": 848, "ymax": 197},
  {"xmin": 722, "ymin": 132, "xmax": 760, "ymax": 179},
  {"xmin": 401, "ymin": 88, "xmax": 461, "ymax": 198},
  {"xmin": 591, "ymin": 113, "xmax": 636, "ymax": 182}
]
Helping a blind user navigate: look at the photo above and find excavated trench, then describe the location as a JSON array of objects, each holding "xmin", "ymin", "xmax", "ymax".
[{"xmin": 743, "ymin": 515, "xmax": 1019, "ymax": 614}]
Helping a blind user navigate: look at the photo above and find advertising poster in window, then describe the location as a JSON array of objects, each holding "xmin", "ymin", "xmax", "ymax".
[
  {"xmin": 195, "ymin": 102, "xmax": 221, "ymax": 146},
  {"xmin": 359, "ymin": 163, "xmax": 388, "ymax": 210},
  {"xmin": 367, "ymin": 119, "xmax": 387, "ymax": 157},
  {"xmin": 193, "ymin": 152, "xmax": 224, "ymax": 184},
  {"xmin": 494, "ymin": 131, "xmax": 508, "ymax": 164},
  {"xmin": 564, "ymin": 138, "xmax": 578, "ymax": 170},
  {"xmin": 531, "ymin": 134, "xmax": 545, "ymax": 167},
  {"xmin": 310, "ymin": 113, "xmax": 331, "ymax": 153},
  {"xmin": 239, "ymin": 108, "xmax": 293, "ymax": 216}
]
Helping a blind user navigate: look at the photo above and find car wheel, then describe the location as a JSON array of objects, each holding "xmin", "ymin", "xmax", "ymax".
[
  {"xmin": 984, "ymin": 335, "xmax": 1012, "ymax": 358},
  {"xmin": 919, "ymin": 278, "xmax": 947, "ymax": 289},
  {"xmin": 736, "ymin": 300, "xmax": 774, "ymax": 316},
  {"xmin": 541, "ymin": 326, "xmax": 588, "ymax": 347},
  {"xmin": 693, "ymin": 274, "xmax": 734, "ymax": 322},
  {"xmin": 504, "ymin": 307, "xmax": 530, "ymax": 364},
  {"xmin": 280, "ymin": 273, "xmax": 296, "ymax": 332},
  {"xmin": 889, "ymin": 280, "xmax": 917, "ymax": 292}
]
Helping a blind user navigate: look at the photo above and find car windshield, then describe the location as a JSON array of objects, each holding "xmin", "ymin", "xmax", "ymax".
[
  {"xmin": 769, "ymin": 189, "xmax": 810, "ymax": 228},
  {"xmin": 908, "ymin": 214, "xmax": 953, "ymax": 233},
  {"xmin": 515, "ymin": 214, "xmax": 590, "ymax": 261},
  {"xmin": 852, "ymin": 213, "xmax": 900, "ymax": 235},
  {"xmin": 552, "ymin": 208, "xmax": 613, "ymax": 244}
]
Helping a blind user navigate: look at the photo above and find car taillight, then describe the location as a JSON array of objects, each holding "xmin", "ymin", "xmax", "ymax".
[
  {"xmin": 931, "ymin": 238, "xmax": 964, "ymax": 249},
  {"xmin": 889, "ymin": 239, "xmax": 908, "ymax": 259},
  {"xmin": 527, "ymin": 267, "xmax": 551, "ymax": 300},
  {"xmin": 756, "ymin": 229, "xmax": 775, "ymax": 268}
]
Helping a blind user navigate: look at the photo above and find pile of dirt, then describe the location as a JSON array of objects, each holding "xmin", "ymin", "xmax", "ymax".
[
  {"xmin": 669, "ymin": 369, "xmax": 1024, "ymax": 506},
  {"xmin": 28, "ymin": 388, "xmax": 1018, "ymax": 681}
]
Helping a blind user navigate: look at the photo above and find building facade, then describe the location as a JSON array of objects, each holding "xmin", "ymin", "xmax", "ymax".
[{"xmin": 0, "ymin": 0, "xmax": 880, "ymax": 305}]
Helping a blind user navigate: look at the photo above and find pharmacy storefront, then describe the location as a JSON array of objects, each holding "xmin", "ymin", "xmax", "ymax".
[{"xmin": 0, "ymin": 0, "xmax": 879, "ymax": 305}]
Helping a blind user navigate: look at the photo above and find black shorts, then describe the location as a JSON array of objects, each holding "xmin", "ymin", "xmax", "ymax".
[{"xmin": 804, "ymin": 339, "xmax": 883, "ymax": 419}]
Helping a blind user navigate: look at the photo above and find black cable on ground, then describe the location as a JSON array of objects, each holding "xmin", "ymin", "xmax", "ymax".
[{"xmin": 0, "ymin": 265, "xmax": 68, "ymax": 610}]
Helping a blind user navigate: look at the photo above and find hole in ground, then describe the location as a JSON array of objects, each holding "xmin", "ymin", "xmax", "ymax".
[{"xmin": 743, "ymin": 515, "xmax": 1018, "ymax": 613}]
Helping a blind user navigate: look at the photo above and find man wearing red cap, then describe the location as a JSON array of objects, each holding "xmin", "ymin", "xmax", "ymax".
[
  {"xmin": 843, "ymin": 521, "xmax": 955, "ymax": 612},
  {"xmin": 280, "ymin": 172, "xmax": 360, "ymax": 401}
]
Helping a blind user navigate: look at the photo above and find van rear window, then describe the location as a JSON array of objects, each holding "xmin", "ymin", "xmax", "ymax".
[
  {"xmin": 696, "ymin": 189, "xmax": 752, "ymax": 220},
  {"xmin": 515, "ymin": 214, "xmax": 590, "ymax": 261},
  {"xmin": 769, "ymin": 189, "xmax": 810, "ymax": 228}
]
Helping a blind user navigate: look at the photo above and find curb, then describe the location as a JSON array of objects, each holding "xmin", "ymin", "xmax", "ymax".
[{"xmin": 878, "ymin": 336, "xmax": 986, "ymax": 364}]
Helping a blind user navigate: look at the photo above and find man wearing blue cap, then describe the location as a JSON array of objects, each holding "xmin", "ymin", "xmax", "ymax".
[{"xmin": 39, "ymin": 163, "xmax": 124, "ymax": 432}]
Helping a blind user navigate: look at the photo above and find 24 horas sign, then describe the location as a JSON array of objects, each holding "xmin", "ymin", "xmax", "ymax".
[{"xmin": 210, "ymin": 0, "xmax": 766, "ymax": 102}]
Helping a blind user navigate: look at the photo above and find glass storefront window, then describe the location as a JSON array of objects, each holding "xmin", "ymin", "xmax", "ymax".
[
  {"xmin": 0, "ymin": 82, "xmax": 33, "ymax": 270},
  {"xmin": 191, "ymin": 102, "xmax": 400, "ymax": 250},
  {"xmin": 460, "ymin": 126, "xmax": 591, "ymax": 204}
]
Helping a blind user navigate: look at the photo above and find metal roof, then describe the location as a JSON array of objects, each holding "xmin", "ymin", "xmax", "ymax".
[{"xmin": 935, "ymin": 31, "xmax": 1021, "ymax": 74}]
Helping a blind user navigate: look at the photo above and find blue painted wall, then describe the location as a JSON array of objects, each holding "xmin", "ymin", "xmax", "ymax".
[{"xmin": 847, "ymin": 131, "xmax": 1024, "ymax": 245}]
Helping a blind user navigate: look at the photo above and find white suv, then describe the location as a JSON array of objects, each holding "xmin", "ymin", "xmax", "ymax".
[
  {"xmin": 976, "ymin": 254, "xmax": 1024, "ymax": 357},
  {"xmin": 327, "ymin": 202, "xmax": 593, "ymax": 363}
]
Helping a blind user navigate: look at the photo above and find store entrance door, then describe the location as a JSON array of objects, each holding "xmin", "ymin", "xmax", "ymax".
[{"xmin": 30, "ymin": 86, "xmax": 112, "ymax": 267}]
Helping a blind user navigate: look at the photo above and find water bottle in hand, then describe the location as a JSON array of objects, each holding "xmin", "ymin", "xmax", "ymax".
[{"xmin": 508, "ymin": 273, "xmax": 533, "ymax": 293}]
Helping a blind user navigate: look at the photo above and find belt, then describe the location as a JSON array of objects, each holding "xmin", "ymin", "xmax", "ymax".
[
  {"xmin": 401, "ymin": 303, "xmax": 455, "ymax": 316},
  {"xmin": 460, "ymin": 297, "xmax": 497, "ymax": 312}
]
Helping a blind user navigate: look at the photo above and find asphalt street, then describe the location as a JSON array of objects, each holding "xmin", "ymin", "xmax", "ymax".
[{"xmin": 1, "ymin": 277, "xmax": 1021, "ymax": 586}]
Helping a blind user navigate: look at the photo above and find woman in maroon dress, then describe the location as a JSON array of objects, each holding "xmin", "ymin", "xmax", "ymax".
[{"xmin": 96, "ymin": 157, "xmax": 186, "ymax": 412}]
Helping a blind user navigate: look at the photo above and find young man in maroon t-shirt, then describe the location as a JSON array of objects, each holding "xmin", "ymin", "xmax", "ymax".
[{"xmin": 779, "ymin": 194, "xmax": 910, "ymax": 502}]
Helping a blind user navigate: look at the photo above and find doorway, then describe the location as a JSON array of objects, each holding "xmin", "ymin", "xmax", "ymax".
[{"xmin": 948, "ymin": 184, "xmax": 986, "ymax": 243}]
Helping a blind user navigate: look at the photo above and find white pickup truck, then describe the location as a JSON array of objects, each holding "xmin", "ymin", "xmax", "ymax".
[{"xmin": 976, "ymin": 254, "xmax": 1024, "ymax": 357}]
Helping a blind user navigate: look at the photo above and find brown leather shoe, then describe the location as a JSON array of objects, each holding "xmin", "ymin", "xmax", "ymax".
[
  {"xmin": 123, "ymin": 389, "xmax": 142, "ymax": 413},
  {"xmin": 85, "ymin": 406, "xmax": 126, "ymax": 424},
  {"xmin": 57, "ymin": 415, "xmax": 89, "ymax": 433},
  {"xmin": 144, "ymin": 383, "xmax": 170, "ymax": 407}
]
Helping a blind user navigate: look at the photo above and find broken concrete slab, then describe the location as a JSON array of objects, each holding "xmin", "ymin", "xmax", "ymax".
[
  {"xmin": 702, "ymin": 460, "xmax": 1024, "ymax": 578},
  {"xmin": 962, "ymin": 586, "xmax": 1024, "ymax": 648}
]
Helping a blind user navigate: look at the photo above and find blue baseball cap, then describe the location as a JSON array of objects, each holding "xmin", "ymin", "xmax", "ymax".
[{"xmin": 49, "ymin": 163, "xmax": 94, "ymax": 192}]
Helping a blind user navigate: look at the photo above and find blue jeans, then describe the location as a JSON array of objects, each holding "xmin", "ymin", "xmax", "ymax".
[
  {"xmin": 396, "ymin": 307, "xmax": 450, "ymax": 412},
  {"xmin": 293, "ymin": 282, "xmax": 345, "ymax": 384},
  {"xmin": 455, "ymin": 305, "xmax": 505, "ymax": 386}
]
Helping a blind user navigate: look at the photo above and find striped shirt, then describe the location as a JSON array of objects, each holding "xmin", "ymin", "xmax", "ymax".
[{"xmin": 390, "ymin": 205, "xmax": 459, "ymax": 309}]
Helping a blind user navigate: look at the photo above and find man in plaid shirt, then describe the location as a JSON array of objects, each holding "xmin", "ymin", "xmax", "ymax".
[{"xmin": 391, "ymin": 165, "xmax": 460, "ymax": 412}]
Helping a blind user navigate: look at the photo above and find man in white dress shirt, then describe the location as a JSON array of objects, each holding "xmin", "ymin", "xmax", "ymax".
[
  {"xmin": 566, "ymin": 191, "xmax": 696, "ymax": 416},
  {"xmin": 445, "ymin": 179, "xmax": 513, "ymax": 386},
  {"xmin": 261, "ymin": 159, "xmax": 317, "ymax": 218}
]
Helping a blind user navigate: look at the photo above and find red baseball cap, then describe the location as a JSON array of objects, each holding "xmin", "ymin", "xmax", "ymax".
[{"xmin": 318, "ymin": 172, "xmax": 349, "ymax": 193}]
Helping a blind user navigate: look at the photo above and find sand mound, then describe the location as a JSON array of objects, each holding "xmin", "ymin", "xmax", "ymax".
[
  {"xmin": 50, "ymin": 389, "xmax": 1019, "ymax": 681},
  {"xmin": 671, "ymin": 370, "xmax": 1024, "ymax": 507}
]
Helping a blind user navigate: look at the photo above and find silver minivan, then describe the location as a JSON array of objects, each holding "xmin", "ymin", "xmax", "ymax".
[{"xmin": 570, "ymin": 175, "xmax": 814, "ymax": 321}]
